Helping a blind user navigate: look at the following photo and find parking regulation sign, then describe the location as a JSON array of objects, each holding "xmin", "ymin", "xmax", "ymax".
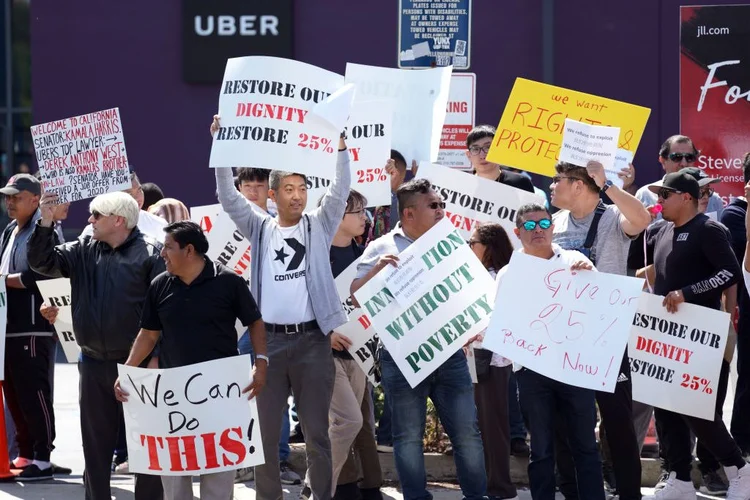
[
  {"xmin": 438, "ymin": 73, "xmax": 476, "ymax": 169},
  {"xmin": 398, "ymin": 0, "xmax": 471, "ymax": 69}
]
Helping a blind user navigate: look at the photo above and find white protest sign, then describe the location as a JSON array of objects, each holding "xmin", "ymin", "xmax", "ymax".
[
  {"xmin": 559, "ymin": 119, "xmax": 619, "ymax": 171},
  {"xmin": 30, "ymin": 108, "xmax": 130, "ymax": 204},
  {"xmin": 609, "ymin": 149, "xmax": 633, "ymax": 189},
  {"xmin": 483, "ymin": 252, "xmax": 644, "ymax": 392},
  {"xmin": 466, "ymin": 345, "xmax": 478, "ymax": 384},
  {"xmin": 629, "ymin": 294, "xmax": 728, "ymax": 420},
  {"xmin": 210, "ymin": 56, "xmax": 346, "ymax": 178},
  {"xmin": 36, "ymin": 278, "xmax": 80, "ymax": 363},
  {"xmin": 119, "ymin": 355, "xmax": 264, "ymax": 476},
  {"xmin": 335, "ymin": 259, "xmax": 380, "ymax": 386},
  {"xmin": 345, "ymin": 63, "xmax": 452, "ymax": 163},
  {"xmin": 353, "ymin": 218, "xmax": 495, "ymax": 387},
  {"xmin": 191, "ymin": 204, "xmax": 251, "ymax": 281},
  {"xmin": 305, "ymin": 100, "xmax": 394, "ymax": 209},
  {"xmin": 415, "ymin": 162, "xmax": 545, "ymax": 247},
  {"xmin": 438, "ymin": 73, "xmax": 476, "ymax": 170}
]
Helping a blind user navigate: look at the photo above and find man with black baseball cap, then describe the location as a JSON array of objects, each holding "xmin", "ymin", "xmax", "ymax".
[
  {"xmin": 0, "ymin": 173, "xmax": 60, "ymax": 480},
  {"xmin": 639, "ymin": 171, "xmax": 750, "ymax": 499}
]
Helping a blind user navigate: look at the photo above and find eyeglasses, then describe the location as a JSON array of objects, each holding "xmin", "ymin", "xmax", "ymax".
[
  {"xmin": 657, "ymin": 188, "xmax": 682, "ymax": 200},
  {"xmin": 468, "ymin": 240, "xmax": 479, "ymax": 248},
  {"xmin": 427, "ymin": 201, "xmax": 446, "ymax": 210},
  {"xmin": 345, "ymin": 208, "xmax": 367, "ymax": 217},
  {"xmin": 552, "ymin": 175, "xmax": 580, "ymax": 184},
  {"xmin": 700, "ymin": 187, "xmax": 714, "ymax": 199},
  {"xmin": 468, "ymin": 144, "xmax": 491, "ymax": 156},
  {"xmin": 91, "ymin": 210, "xmax": 110, "ymax": 220},
  {"xmin": 667, "ymin": 153, "xmax": 697, "ymax": 163},
  {"xmin": 521, "ymin": 218, "xmax": 552, "ymax": 231}
]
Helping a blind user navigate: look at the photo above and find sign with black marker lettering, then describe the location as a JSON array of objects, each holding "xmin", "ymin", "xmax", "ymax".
[
  {"xmin": 36, "ymin": 278, "xmax": 80, "ymax": 363},
  {"xmin": 119, "ymin": 355, "xmax": 264, "ymax": 475},
  {"xmin": 629, "ymin": 294, "xmax": 728, "ymax": 420}
]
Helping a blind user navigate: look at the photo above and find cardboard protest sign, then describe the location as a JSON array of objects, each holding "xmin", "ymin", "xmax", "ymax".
[
  {"xmin": 559, "ymin": 120, "xmax": 619, "ymax": 171},
  {"xmin": 305, "ymin": 100, "xmax": 393, "ymax": 208},
  {"xmin": 415, "ymin": 162, "xmax": 544, "ymax": 247},
  {"xmin": 119, "ymin": 355, "xmax": 264, "ymax": 475},
  {"xmin": 209, "ymin": 56, "xmax": 347, "ymax": 177},
  {"xmin": 335, "ymin": 259, "xmax": 380, "ymax": 385},
  {"xmin": 483, "ymin": 252, "xmax": 644, "ymax": 392},
  {"xmin": 486, "ymin": 78, "xmax": 651, "ymax": 177},
  {"xmin": 353, "ymin": 218, "xmax": 495, "ymax": 387},
  {"xmin": 345, "ymin": 63, "xmax": 452, "ymax": 164},
  {"xmin": 438, "ymin": 73, "xmax": 476, "ymax": 170},
  {"xmin": 629, "ymin": 294, "xmax": 728, "ymax": 420},
  {"xmin": 30, "ymin": 108, "xmax": 130, "ymax": 203},
  {"xmin": 36, "ymin": 278, "xmax": 80, "ymax": 363},
  {"xmin": 191, "ymin": 204, "xmax": 251, "ymax": 281}
]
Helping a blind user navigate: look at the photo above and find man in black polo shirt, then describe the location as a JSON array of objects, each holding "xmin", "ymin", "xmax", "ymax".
[{"xmin": 114, "ymin": 221, "xmax": 267, "ymax": 500}]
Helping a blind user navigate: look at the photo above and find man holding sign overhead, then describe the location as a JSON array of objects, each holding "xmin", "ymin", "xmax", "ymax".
[{"xmin": 212, "ymin": 115, "xmax": 351, "ymax": 500}]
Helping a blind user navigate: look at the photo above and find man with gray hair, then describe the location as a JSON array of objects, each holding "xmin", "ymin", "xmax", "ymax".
[{"xmin": 27, "ymin": 191, "xmax": 165, "ymax": 500}]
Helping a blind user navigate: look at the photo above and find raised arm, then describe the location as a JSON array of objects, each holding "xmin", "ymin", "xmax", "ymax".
[
  {"xmin": 27, "ymin": 193, "xmax": 78, "ymax": 278},
  {"xmin": 316, "ymin": 137, "xmax": 351, "ymax": 236},
  {"xmin": 586, "ymin": 161, "xmax": 651, "ymax": 236}
]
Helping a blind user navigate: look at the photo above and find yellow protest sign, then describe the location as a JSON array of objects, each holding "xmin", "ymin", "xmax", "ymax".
[{"xmin": 487, "ymin": 78, "xmax": 651, "ymax": 177}]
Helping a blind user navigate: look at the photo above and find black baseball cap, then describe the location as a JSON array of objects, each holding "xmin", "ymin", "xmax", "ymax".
[
  {"xmin": 647, "ymin": 171, "xmax": 700, "ymax": 199},
  {"xmin": 681, "ymin": 167, "xmax": 720, "ymax": 187},
  {"xmin": 0, "ymin": 174, "xmax": 41, "ymax": 196}
]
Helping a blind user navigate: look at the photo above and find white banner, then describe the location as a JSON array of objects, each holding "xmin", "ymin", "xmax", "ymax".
[
  {"xmin": 210, "ymin": 56, "xmax": 347, "ymax": 178},
  {"xmin": 483, "ymin": 252, "xmax": 644, "ymax": 392},
  {"xmin": 191, "ymin": 204, "xmax": 251, "ymax": 282},
  {"xmin": 335, "ymin": 259, "xmax": 380, "ymax": 385},
  {"xmin": 30, "ymin": 108, "xmax": 131, "ymax": 204},
  {"xmin": 415, "ymin": 162, "xmax": 545, "ymax": 247},
  {"xmin": 36, "ymin": 278, "xmax": 80, "ymax": 363},
  {"xmin": 345, "ymin": 63, "xmax": 452, "ymax": 164},
  {"xmin": 119, "ymin": 355, "xmax": 264, "ymax": 476},
  {"xmin": 353, "ymin": 218, "xmax": 495, "ymax": 387},
  {"xmin": 559, "ymin": 119, "xmax": 619, "ymax": 171},
  {"xmin": 438, "ymin": 73, "xmax": 476, "ymax": 170},
  {"xmin": 629, "ymin": 294, "xmax": 728, "ymax": 420}
]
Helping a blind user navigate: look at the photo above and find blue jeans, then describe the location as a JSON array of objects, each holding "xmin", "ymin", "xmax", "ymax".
[
  {"xmin": 239, "ymin": 330, "xmax": 291, "ymax": 462},
  {"xmin": 516, "ymin": 369, "xmax": 604, "ymax": 500},
  {"xmin": 508, "ymin": 371, "xmax": 527, "ymax": 441},
  {"xmin": 380, "ymin": 349, "xmax": 486, "ymax": 500}
]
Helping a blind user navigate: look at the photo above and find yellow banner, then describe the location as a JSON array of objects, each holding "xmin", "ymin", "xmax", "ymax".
[{"xmin": 487, "ymin": 78, "xmax": 651, "ymax": 177}]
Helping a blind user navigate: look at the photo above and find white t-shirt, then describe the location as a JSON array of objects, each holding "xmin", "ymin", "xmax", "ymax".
[
  {"xmin": 0, "ymin": 230, "xmax": 15, "ymax": 275},
  {"xmin": 260, "ymin": 220, "xmax": 314, "ymax": 324}
]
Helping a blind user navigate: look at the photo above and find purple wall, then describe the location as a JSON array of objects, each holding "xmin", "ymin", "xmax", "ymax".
[{"xmin": 29, "ymin": 0, "xmax": 749, "ymax": 228}]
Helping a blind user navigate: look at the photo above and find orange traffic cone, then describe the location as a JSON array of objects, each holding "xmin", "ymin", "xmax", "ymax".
[{"xmin": 0, "ymin": 382, "xmax": 18, "ymax": 481}]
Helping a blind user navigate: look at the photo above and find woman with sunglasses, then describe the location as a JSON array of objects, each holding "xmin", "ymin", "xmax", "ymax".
[{"xmin": 468, "ymin": 223, "xmax": 519, "ymax": 500}]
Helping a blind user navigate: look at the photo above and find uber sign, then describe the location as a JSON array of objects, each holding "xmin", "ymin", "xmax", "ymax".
[{"xmin": 182, "ymin": 0, "xmax": 293, "ymax": 84}]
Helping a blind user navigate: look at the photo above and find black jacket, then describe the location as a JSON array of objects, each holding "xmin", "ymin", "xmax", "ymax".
[
  {"xmin": 0, "ymin": 211, "xmax": 55, "ymax": 335},
  {"xmin": 27, "ymin": 222, "xmax": 164, "ymax": 361}
]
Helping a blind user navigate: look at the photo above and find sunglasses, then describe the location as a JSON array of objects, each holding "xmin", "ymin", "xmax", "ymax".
[
  {"xmin": 700, "ymin": 187, "xmax": 714, "ymax": 199},
  {"xmin": 427, "ymin": 201, "xmax": 446, "ymax": 210},
  {"xmin": 91, "ymin": 210, "xmax": 110, "ymax": 220},
  {"xmin": 468, "ymin": 144, "xmax": 491, "ymax": 156},
  {"xmin": 552, "ymin": 175, "xmax": 580, "ymax": 184},
  {"xmin": 667, "ymin": 153, "xmax": 697, "ymax": 163},
  {"xmin": 521, "ymin": 218, "xmax": 552, "ymax": 231},
  {"xmin": 468, "ymin": 240, "xmax": 479, "ymax": 248},
  {"xmin": 657, "ymin": 188, "xmax": 682, "ymax": 200}
]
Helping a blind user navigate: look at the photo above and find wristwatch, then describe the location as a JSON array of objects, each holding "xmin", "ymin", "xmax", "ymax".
[
  {"xmin": 256, "ymin": 354, "xmax": 270, "ymax": 367},
  {"xmin": 601, "ymin": 180, "xmax": 614, "ymax": 193}
]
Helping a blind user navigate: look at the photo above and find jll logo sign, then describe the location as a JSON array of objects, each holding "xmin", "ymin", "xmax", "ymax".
[{"xmin": 182, "ymin": 0, "xmax": 293, "ymax": 84}]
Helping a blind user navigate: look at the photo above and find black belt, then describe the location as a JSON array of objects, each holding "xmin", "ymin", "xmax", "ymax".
[{"xmin": 264, "ymin": 320, "xmax": 319, "ymax": 334}]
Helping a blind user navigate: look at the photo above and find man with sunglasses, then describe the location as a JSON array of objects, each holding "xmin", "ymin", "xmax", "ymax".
[
  {"xmin": 499, "ymin": 202, "xmax": 606, "ymax": 500},
  {"xmin": 351, "ymin": 178, "xmax": 488, "ymax": 500},
  {"xmin": 549, "ymin": 159, "xmax": 650, "ymax": 500},
  {"xmin": 635, "ymin": 135, "xmax": 724, "ymax": 219},
  {"xmin": 27, "ymin": 191, "xmax": 165, "ymax": 500},
  {"xmin": 639, "ymin": 171, "xmax": 750, "ymax": 500}
]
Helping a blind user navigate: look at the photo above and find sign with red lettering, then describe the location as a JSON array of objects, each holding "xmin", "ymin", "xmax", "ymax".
[
  {"xmin": 210, "ymin": 56, "xmax": 347, "ymax": 177},
  {"xmin": 680, "ymin": 5, "xmax": 750, "ymax": 202},
  {"xmin": 30, "ymin": 108, "xmax": 130, "ymax": 204},
  {"xmin": 353, "ymin": 219, "xmax": 494, "ymax": 388},
  {"xmin": 483, "ymin": 252, "xmax": 644, "ymax": 392},
  {"xmin": 415, "ymin": 162, "xmax": 544, "ymax": 247},
  {"xmin": 191, "ymin": 204, "xmax": 251, "ymax": 282},
  {"xmin": 119, "ymin": 355, "xmax": 264, "ymax": 475},
  {"xmin": 438, "ymin": 73, "xmax": 476, "ymax": 170},
  {"xmin": 345, "ymin": 63, "xmax": 452, "ymax": 164},
  {"xmin": 36, "ymin": 278, "xmax": 80, "ymax": 363},
  {"xmin": 629, "ymin": 294, "xmax": 728, "ymax": 420}
]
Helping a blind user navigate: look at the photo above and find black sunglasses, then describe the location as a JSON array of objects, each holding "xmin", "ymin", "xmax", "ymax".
[
  {"xmin": 427, "ymin": 201, "xmax": 446, "ymax": 210},
  {"xmin": 657, "ymin": 188, "xmax": 682, "ymax": 200},
  {"xmin": 667, "ymin": 153, "xmax": 697, "ymax": 163},
  {"xmin": 700, "ymin": 187, "xmax": 714, "ymax": 198},
  {"xmin": 91, "ymin": 210, "xmax": 110, "ymax": 220}
]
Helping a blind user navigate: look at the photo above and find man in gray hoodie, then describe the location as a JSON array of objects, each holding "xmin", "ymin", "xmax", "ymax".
[{"xmin": 211, "ymin": 115, "xmax": 350, "ymax": 500}]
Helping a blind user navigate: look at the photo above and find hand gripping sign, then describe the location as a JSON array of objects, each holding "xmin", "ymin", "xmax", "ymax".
[{"xmin": 35, "ymin": 278, "xmax": 80, "ymax": 363}]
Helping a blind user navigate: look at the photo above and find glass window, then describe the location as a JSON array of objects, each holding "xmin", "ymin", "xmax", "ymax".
[{"xmin": 11, "ymin": 0, "xmax": 30, "ymax": 109}]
